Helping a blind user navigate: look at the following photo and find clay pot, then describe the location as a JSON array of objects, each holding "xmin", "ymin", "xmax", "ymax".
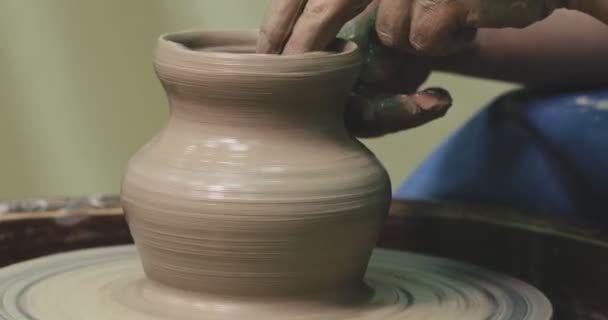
[{"xmin": 121, "ymin": 30, "xmax": 391, "ymax": 297}]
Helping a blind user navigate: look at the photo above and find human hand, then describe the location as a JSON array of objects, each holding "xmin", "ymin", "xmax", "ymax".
[
  {"xmin": 256, "ymin": 0, "xmax": 607, "ymax": 137},
  {"xmin": 339, "ymin": 4, "xmax": 452, "ymax": 137},
  {"xmin": 258, "ymin": 1, "xmax": 453, "ymax": 137},
  {"xmin": 257, "ymin": 0, "xmax": 571, "ymax": 55}
]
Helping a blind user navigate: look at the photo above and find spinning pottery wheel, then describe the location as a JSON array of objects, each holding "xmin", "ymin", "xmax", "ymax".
[
  {"xmin": 0, "ymin": 30, "xmax": 602, "ymax": 319},
  {"xmin": 0, "ymin": 245, "xmax": 549, "ymax": 320},
  {"xmin": 2, "ymin": 196, "xmax": 608, "ymax": 319},
  {"xmin": 0, "ymin": 208, "xmax": 551, "ymax": 320}
]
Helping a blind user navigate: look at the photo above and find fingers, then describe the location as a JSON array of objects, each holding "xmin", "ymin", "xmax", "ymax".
[
  {"xmin": 337, "ymin": 0, "xmax": 379, "ymax": 45},
  {"xmin": 375, "ymin": 0, "xmax": 412, "ymax": 50},
  {"xmin": 282, "ymin": 0, "xmax": 372, "ymax": 54},
  {"xmin": 257, "ymin": 0, "xmax": 308, "ymax": 54},
  {"xmin": 346, "ymin": 88, "xmax": 452, "ymax": 138},
  {"xmin": 409, "ymin": 2, "xmax": 476, "ymax": 55},
  {"xmin": 375, "ymin": 0, "xmax": 475, "ymax": 55},
  {"xmin": 377, "ymin": 0, "xmax": 558, "ymax": 55},
  {"xmin": 259, "ymin": 0, "xmax": 560, "ymax": 55}
]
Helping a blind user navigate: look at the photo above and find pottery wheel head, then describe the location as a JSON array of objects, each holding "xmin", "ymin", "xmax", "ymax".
[{"xmin": 0, "ymin": 246, "xmax": 551, "ymax": 320}]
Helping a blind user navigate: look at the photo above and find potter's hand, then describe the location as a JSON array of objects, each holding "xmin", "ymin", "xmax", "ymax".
[
  {"xmin": 342, "ymin": 6, "xmax": 452, "ymax": 137},
  {"xmin": 258, "ymin": 1, "xmax": 453, "ymax": 137},
  {"xmin": 256, "ymin": 0, "xmax": 582, "ymax": 55}
]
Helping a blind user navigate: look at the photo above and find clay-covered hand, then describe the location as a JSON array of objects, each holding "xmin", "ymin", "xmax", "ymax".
[
  {"xmin": 258, "ymin": 0, "xmax": 453, "ymax": 138},
  {"xmin": 255, "ymin": 0, "xmax": 584, "ymax": 137},
  {"xmin": 339, "ymin": 4, "xmax": 452, "ymax": 137},
  {"xmin": 257, "ymin": 0, "xmax": 573, "ymax": 55}
]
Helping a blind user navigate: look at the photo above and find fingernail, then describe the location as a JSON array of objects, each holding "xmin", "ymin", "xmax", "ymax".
[
  {"xmin": 422, "ymin": 87, "xmax": 452, "ymax": 105},
  {"xmin": 411, "ymin": 88, "xmax": 453, "ymax": 115}
]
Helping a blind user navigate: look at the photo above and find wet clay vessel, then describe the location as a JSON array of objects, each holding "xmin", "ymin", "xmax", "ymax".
[{"xmin": 121, "ymin": 30, "xmax": 392, "ymax": 296}]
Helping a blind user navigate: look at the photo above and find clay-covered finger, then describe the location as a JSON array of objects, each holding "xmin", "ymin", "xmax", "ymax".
[
  {"xmin": 257, "ymin": 0, "xmax": 308, "ymax": 54},
  {"xmin": 375, "ymin": 0, "xmax": 413, "ymax": 50},
  {"xmin": 337, "ymin": 1, "xmax": 399, "ymax": 84},
  {"xmin": 337, "ymin": 0, "xmax": 378, "ymax": 45},
  {"xmin": 283, "ymin": 0, "xmax": 372, "ymax": 54},
  {"xmin": 409, "ymin": 2, "xmax": 475, "ymax": 55},
  {"xmin": 345, "ymin": 88, "xmax": 452, "ymax": 138}
]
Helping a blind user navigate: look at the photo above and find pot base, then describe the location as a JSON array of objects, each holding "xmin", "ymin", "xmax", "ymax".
[{"xmin": 0, "ymin": 245, "xmax": 551, "ymax": 320}]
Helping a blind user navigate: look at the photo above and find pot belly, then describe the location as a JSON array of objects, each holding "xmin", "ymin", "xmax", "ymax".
[{"xmin": 121, "ymin": 151, "xmax": 390, "ymax": 296}]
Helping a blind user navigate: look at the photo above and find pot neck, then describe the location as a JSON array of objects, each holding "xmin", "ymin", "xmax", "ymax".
[
  {"xmin": 167, "ymin": 96, "xmax": 346, "ymax": 131},
  {"xmin": 154, "ymin": 30, "xmax": 361, "ymax": 131}
]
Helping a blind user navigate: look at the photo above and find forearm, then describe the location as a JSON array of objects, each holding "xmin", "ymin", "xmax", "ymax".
[{"xmin": 433, "ymin": 9, "xmax": 608, "ymax": 89}]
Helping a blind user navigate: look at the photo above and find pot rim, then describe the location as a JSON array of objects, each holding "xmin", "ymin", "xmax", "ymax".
[{"xmin": 155, "ymin": 29, "xmax": 361, "ymax": 74}]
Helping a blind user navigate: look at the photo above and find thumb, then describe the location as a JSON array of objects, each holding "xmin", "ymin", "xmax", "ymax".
[{"xmin": 345, "ymin": 88, "xmax": 452, "ymax": 138}]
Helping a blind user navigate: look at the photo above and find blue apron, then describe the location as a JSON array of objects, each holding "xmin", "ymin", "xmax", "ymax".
[{"xmin": 396, "ymin": 88, "xmax": 608, "ymax": 224}]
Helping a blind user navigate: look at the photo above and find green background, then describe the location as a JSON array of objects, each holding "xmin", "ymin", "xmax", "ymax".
[{"xmin": 0, "ymin": 0, "xmax": 515, "ymax": 199}]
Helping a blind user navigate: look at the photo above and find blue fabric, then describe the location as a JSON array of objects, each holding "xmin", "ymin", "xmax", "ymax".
[{"xmin": 396, "ymin": 88, "xmax": 608, "ymax": 223}]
